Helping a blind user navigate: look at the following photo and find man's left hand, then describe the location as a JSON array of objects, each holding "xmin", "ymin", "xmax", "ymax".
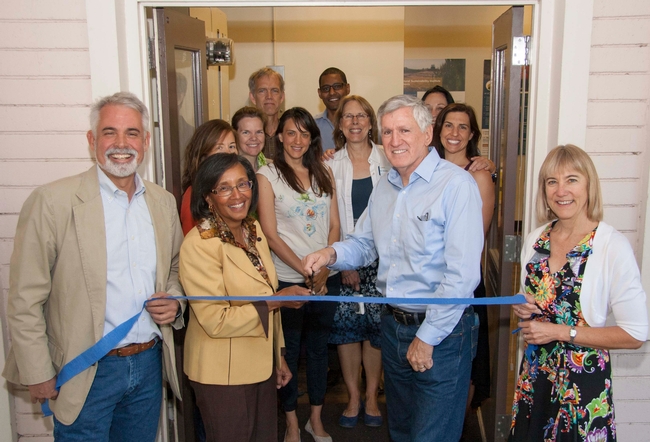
[
  {"xmin": 406, "ymin": 337, "xmax": 434, "ymax": 372},
  {"xmin": 146, "ymin": 292, "xmax": 181, "ymax": 325}
]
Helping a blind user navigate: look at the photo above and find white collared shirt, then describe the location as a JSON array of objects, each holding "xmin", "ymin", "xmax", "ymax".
[{"xmin": 97, "ymin": 166, "xmax": 160, "ymax": 347}]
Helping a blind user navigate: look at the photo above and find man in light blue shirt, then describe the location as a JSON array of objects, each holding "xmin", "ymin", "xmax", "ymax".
[
  {"xmin": 314, "ymin": 67, "xmax": 350, "ymax": 151},
  {"xmin": 304, "ymin": 95, "xmax": 484, "ymax": 441}
]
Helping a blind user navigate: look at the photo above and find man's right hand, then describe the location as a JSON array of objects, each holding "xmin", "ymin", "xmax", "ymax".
[
  {"xmin": 28, "ymin": 377, "xmax": 58, "ymax": 404},
  {"xmin": 302, "ymin": 247, "xmax": 337, "ymax": 278}
]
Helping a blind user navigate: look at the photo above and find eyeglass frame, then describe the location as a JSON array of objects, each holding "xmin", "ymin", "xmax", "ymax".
[
  {"xmin": 210, "ymin": 180, "xmax": 254, "ymax": 197},
  {"xmin": 319, "ymin": 83, "xmax": 347, "ymax": 93},
  {"xmin": 341, "ymin": 113, "xmax": 369, "ymax": 121}
]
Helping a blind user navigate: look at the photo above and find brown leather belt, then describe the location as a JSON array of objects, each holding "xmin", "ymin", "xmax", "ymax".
[{"xmin": 106, "ymin": 338, "xmax": 158, "ymax": 357}]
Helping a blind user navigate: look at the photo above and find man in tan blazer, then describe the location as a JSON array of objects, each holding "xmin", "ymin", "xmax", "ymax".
[{"xmin": 3, "ymin": 92, "xmax": 185, "ymax": 441}]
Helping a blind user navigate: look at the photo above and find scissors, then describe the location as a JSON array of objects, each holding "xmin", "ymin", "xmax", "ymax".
[{"xmin": 308, "ymin": 273, "xmax": 316, "ymax": 295}]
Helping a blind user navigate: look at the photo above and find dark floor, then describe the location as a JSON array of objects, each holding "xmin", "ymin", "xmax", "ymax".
[{"xmin": 277, "ymin": 364, "xmax": 486, "ymax": 442}]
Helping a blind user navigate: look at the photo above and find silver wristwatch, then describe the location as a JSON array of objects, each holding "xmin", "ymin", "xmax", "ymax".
[{"xmin": 569, "ymin": 325, "xmax": 577, "ymax": 344}]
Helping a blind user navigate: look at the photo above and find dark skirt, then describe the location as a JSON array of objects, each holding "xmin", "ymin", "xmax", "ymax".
[{"xmin": 191, "ymin": 374, "xmax": 278, "ymax": 442}]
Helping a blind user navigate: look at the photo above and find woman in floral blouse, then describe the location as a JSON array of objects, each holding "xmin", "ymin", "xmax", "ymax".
[{"xmin": 509, "ymin": 144, "xmax": 648, "ymax": 441}]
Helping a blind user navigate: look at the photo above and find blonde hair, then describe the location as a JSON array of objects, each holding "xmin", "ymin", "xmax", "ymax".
[{"xmin": 536, "ymin": 144, "xmax": 603, "ymax": 222}]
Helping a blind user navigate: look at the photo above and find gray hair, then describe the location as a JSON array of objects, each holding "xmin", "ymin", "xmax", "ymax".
[
  {"xmin": 248, "ymin": 67, "xmax": 285, "ymax": 94},
  {"xmin": 377, "ymin": 94, "xmax": 433, "ymax": 134},
  {"xmin": 89, "ymin": 92, "xmax": 150, "ymax": 137}
]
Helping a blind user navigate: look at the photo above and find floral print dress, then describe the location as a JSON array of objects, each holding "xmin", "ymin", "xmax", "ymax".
[{"xmin": 509, "ymin": 223, "xmax": 615, "ymax": 442}]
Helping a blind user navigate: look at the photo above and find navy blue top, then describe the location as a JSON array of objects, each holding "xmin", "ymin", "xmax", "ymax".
[{"xmin": 351, "ymin": 176, "xmax": 373, "ymax": 225}]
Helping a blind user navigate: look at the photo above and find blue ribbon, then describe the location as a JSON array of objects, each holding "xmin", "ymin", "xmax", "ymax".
[{"xmin": 41, "ymin": 293, "xmax": 525, "ymax": 417}]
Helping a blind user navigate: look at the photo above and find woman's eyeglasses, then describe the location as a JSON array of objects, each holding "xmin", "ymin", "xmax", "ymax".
[
  {"xmin": 342, "ymin": 113, "xmax": 369, "ymax": 121},
  {"xmin": 210, "ymin": 180, "xmax": 254, "ymax": 197}
]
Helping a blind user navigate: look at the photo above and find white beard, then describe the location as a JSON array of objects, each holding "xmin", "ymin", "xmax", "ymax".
[{"xmin": 98, "ymin": 148, "xmax": 139, "ymax": 178}]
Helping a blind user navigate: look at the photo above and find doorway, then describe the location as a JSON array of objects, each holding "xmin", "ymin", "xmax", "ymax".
[{"xmin": 148, "ymin": 4, "xmax": 534, "ymax": 442}]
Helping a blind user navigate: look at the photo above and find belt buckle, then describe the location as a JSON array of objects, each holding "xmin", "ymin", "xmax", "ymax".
[
  {"xmin": 392, "ymin": 309, "xmax": 407, "ymax": 325},
  {"xmin": 116, "ymin": 344, "xmax": 137, "ymax": 357}
]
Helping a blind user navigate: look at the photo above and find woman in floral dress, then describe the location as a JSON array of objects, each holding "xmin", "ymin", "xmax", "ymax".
[{"xmin": 509, "ymin": 144, "xmax": 648, "ymax": 441}]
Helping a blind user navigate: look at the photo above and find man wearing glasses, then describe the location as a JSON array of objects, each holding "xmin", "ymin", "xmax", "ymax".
[{"xmin": 315, "ymin": 67, "xmax": 350, "ymax": 151}]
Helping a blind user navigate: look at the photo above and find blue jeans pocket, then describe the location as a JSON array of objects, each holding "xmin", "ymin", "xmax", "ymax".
[{"xmin": 471, "ymin": 312, "xmax": 479, "ymax": 360}]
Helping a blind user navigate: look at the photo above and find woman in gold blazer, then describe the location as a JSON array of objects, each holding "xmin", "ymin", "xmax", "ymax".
[{"xmin": 180, "ymin": 154, "xmax": 309, "ymax": 442}]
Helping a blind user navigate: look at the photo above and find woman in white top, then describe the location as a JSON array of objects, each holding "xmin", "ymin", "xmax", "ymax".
[
  {"xmin": 257, "ymin": 107, "xmax": 340, "ymax": 442},
  {"xmin": 326, "ymin": 95, "xmax": 390, "ymax": 429},
  {"xmin": 509, "ymin": 144, "xmax": 647, "ymax": 441}
]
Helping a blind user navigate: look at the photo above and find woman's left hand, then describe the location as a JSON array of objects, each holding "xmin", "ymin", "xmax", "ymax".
[
  {"xmin": 276, "ymin": 356, "xmax": 292, "ymax": 388},
  {"xmin": 518, "ymin": 320, "xmax": 562, "ymax": 346}
]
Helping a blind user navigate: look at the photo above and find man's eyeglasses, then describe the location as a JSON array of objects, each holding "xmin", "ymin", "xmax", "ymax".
[
  {"xmin": 210, "ymin": 181, "xmax": 254, "ymax": 197},
  {"xmin": 342, "ymin": 113, "xmax": 369, "ymax": 121},
  {"xmin": 319, "ymin": 83, "xmax": 347, "ymax": 93}
]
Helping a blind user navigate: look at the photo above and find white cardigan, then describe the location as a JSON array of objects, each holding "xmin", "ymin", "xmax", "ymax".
[
  {"xmin": 326, "ymin": 142, "xmax": 392, "ymax": 239},
  {"xmin": 520, "ymin": 221, "xmax": 648, "ymax": 341}
]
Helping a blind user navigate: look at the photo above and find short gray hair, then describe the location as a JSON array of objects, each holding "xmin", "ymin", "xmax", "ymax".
[
  {"xmin": 89, "ymin": 92, "xmax": 150, "ymax": 136},
  {"xmin": 248, "ymin": 67, "xmax": 285, "ymax": 94},
  {"xmin": 377, "ymin": 95, "xmax": 432, "ymax": 134}
]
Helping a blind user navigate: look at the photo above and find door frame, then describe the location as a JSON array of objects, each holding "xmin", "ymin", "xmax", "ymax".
[{"xmin": 84, "ymin": 0, "xmax": 594, "ymax": 241}]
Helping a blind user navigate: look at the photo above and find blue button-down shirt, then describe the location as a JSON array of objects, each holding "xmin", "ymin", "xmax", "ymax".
[
  {"xmin": 98, "ymin": 166, "xmax": 159, "ymax": 347},
  {"xmin": 331, "ymin": 149, "xmax": 484, "ymax": 345},
  {"xmin": 314, "ymin": 111, "xmax": 336, "ymax": 151}
]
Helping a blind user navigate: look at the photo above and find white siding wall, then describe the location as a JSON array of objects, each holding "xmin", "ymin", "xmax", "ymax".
[
  {"xmin": 590, "ymin": 1, "xmax": 650, "ymax": 441},
  {"xmin": 1, "ymin": 0, "xmax": 650, "ymax": 440},
  {"xmin": 0, "ymin": 0, "xmax": 92, "ymax": 439}
]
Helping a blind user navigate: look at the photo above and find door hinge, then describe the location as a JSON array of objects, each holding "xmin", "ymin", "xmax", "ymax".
[
  {"xmin": 504, "ymin": 235, "xmax": 521, "ymax": 263},
  {"xmin": 495, "ymin": 414, "xmax": 511, "ymax": 441},
  {"xmin": 512, "ymin": 35, "xmax": 530, "ymax": 66}
]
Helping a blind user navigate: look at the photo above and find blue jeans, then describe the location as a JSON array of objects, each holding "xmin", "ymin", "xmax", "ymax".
[
  {"xmin": 381, "ymin": 308, "xmax": 478, "ymax": 442},
  {"xmin": 278, "ymin": 274, "xmax": 340, "ymax": 411},
  {"xmin": 53, "ymin": 340, "xmax": 163, "ymax": 442}
]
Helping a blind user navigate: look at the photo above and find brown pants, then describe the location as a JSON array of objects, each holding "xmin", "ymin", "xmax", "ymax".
[{"xmin": 190, "ymin": 374, "xmax": 277, "ymax": 442}]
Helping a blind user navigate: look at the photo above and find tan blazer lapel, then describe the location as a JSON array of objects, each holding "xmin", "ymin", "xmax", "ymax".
[
  {"xmin": 224, "ymin": 245, "xmax": 272, "ymax": 288},
  {"xmin": 72, "ymin": 167, "xmax": 108, "ymax": 342},
  {"xmin": 144, "ymin": 190, "xmax": 171, "ymax": 293}
]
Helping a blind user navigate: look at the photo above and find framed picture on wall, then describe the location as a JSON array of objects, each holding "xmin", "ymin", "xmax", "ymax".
[{"xmin": 404, "ymin": 59, "xmax": 466, "ymax": 102}]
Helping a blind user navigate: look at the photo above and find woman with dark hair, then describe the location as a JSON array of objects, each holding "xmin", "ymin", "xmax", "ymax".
[
  {"xmin": 433, "ymin": 103, "xmax": 495, "ymax": 414},
  {"xmin": 180, "ymin": 119, "xmax": 237, "ymax": 235},
  {"xmin": 422, "ymin": 87, "xmax": 495, "ymax": 175},
  {"xmin": 232, "ymin": 106, "xmax": 270, "ymax": 172},
  {"xmin": 422, "ymin": 85, "xmax": 455, "ymax": 125},
  {"xmin": 179, "ymin": 153, "xmax": 310, "ymax": 442},
  {"xmin": 327, "ymin": 95, "xmax": 390, "ymax": 429},
  {"xmin": 257, "ymin": 108, "xmax": 341, "ymax": 442},
  {"xmin": 509, "ymin": 145, "xmax": 647, "ymax": 441}
]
